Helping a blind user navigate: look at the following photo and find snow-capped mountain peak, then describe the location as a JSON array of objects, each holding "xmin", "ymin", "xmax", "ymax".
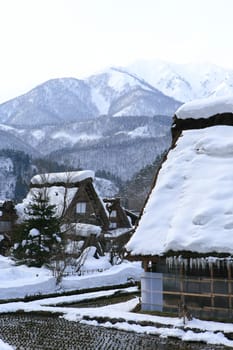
[{"xmin": 126, "ymin": 59, "xmax": 233, "ymax": 102}]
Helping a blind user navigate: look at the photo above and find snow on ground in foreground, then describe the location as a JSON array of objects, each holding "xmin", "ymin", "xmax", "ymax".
[
  {"xmin": 61, "ymin": 262, "xmax": 141, "ymax": 291},
  {"xmin": 0, "ymin": 255, "xmax": 56, "ymax": 299},
  {"xmin": 0, "ymin": 254, "xmax": 142, "ymax": 300},
  {"xmin": 1, "ymin": 292, "xmax": 233, "ymax": 347},
  {"xmin": 0, "ymin": 339, "xmax": 14, "ymax": 350},
  {"xmin": 1, "ymin": 255, "xmax": 233, "ymax": 347}
]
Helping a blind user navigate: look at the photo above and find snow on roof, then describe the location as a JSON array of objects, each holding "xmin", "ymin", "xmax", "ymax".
[
  {"xmin": 66, "ymin": 223, "xmax": 102, "ymax": 237},
  {"xmin": 20, "ymin": 171, "xmax": 95, "ymax": 218},
  {"xmin": 105, "ymin": 227, "xmax": 131, "ymax": 238},
  {"xmin": 16, "ymin": 186, "xmax": 77, "ymax": 219},
  {"xmin": 175, "ymin": 95, "xmax": 233, "ymax": 119},
  {"xmin": 31, "ymin": 170, "xmax": 95, "ymax": 185},
  {"xmin": 126, "ymin": 125, "xmax": 233, "ymax": 256}
]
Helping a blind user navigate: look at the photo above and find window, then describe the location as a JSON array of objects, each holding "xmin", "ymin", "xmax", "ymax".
[
  {"xmin": 109, "ymin": 222, "xmax": 117, "ymax": 229},
  {"xmin": 76, "ymin": 202, "xmax": 86, "ymax": 214},
  {"xmin": 0, "ymin": 221, "xmax": 11, "ymax": 231},
  {"xmin": 110, "ymin": 210, "xmax": 117, "ymax": 218}
]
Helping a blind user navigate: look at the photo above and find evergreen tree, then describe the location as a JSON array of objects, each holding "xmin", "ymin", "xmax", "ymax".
[{"xmin": 13, "ymin": 191, "xmax": 63, "ymax": 267}]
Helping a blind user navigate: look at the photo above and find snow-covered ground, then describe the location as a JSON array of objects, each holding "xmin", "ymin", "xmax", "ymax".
[
  {"xmin": 0, "ymin": 339, "xmax": 13, "ymax": 350},
  {"xmin": 1, "ymin": 255, "xmax": 233, "ymax": 347},
  {"xmin": 0, "ymin": 254, "xmax": 141, "ymax": 300},
  {"xmin": 1, "ymin": 288, "xmax": 233, "ymax": 347},
  {"xmin": 0, "ymin": 255, "xmax": 56, "ymax": 299}
]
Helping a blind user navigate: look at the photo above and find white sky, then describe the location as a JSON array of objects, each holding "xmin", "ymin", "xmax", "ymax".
[{"xmin": 0, "ymin": 0, "xmax": 233, "ymax": 102}]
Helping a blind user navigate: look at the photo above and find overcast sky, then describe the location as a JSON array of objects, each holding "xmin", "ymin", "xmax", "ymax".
[{"xmin": 0, "ymin": 0, "xmax": 233, "ymax": 103}]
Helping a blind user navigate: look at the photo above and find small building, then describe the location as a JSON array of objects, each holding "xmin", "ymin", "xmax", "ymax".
[
  {"xmin": 17, "ymin": 170, "xmax": 132, "ymax": 258},
  {"xmin": 104, "ymin": 197, "xmax": 132, "ymax": 230},
  {"xmin": 126, "ymin": 96, "xmax": 233, "ymax": 321},
  {"xmin": 26, "ymin": 170, "xmax": 109, "ymax": 230},
  {"xmin": 0, "ymin": 200, "xmax": 17, "ymax": 255}
]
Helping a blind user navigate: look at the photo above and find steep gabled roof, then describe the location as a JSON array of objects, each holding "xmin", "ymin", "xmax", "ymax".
[
  {"xmin": 126, "ymin": 97, "xmax": 233, "ymax": 258},
  {"xmin": 30, "ymin": 170, "xmax": 94, "ymax": 186},
  {"xmin": 16, "ymin": 170, "xmax": 95, "ymax": 219}
]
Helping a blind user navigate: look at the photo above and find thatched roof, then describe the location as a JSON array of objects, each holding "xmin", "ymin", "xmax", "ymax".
[
  {"xmin": 30, "ymin": 170, "xmax": 94, "ymax": 186},
  {"xmin": 17, "ymin": 171, "xmax": 95, "ymax": 219},
  {"xmin": 126, "ymin": 97, "xmax": 233, "ymax": 259}
]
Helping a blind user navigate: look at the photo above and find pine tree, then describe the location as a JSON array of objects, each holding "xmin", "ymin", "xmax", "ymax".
[{"xmin": 13, "ymin": 191, "xmax": 63, "ymax": 267}]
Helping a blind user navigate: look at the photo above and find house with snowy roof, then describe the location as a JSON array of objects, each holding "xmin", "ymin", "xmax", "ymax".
[
  {"xmin": 0, "ymin": 200, "xmax": 17, "ymax": 255},
  {"xmin": 126, "ymin": 96, "xmax": 233, "ymax": 321},
  {"xmin": 17, "ymin": 170, "xmax": 132, "ymax": 257}
]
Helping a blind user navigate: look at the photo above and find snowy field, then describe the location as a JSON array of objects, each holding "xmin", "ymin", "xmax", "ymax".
[
  {"xmin": 0, "ymin": 255, "xmax": 233, "ymax": 348},
  {"xmin": 0, "ymin": 254, "xmax": 141, "ymax": 300},
  {"xmin": 0, "ymin": 339, "xmax": 13, "ymax": 350},
  {"xmin": 1, "ymin": 290, "xmax": 233, "ymax": 348}
]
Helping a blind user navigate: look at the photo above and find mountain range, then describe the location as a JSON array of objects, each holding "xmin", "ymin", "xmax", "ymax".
[
  {"xmin": 0, "ymin": 60, "xmax": 232, "ymax": 199},
  {"xmin": 126, "ymin": 60, "xmax": 233, "ymax": 102}
]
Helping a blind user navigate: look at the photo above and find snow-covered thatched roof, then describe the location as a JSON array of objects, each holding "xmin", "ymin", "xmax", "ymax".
[
  {"xmin": 64, "ymin": 223, "xmax": 102, "ymax": 237},
  {"xmin": 16, "ymin": 186, "xmax": 77, "ymax": 219},
  {"xmin": 17, "ymin": 170, "xmax": 95, "ymax": 219},
  {"xmin": 126, "ymin": 98, "xmax": 233, "ymax": 258},
  {"xmin": 31, "ymin": 170, "xmax": 94, "ymax": 185},
  {"xmin": 175, "ymin": 95, "xmax": 233, "ymax": 120}
]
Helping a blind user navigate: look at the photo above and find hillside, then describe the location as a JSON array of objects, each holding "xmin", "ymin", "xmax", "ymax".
[
  {"xmin": 118, "ymin": 153, "xmax": 165, "ymax": 212},
  {"xmin": 0, "ymin": 69, "xmax": 180, "ymax": 127},
  {"xmin": 0, "ymin": 66, "xmax": 179, "ymax": 183},
  {"xmin": 48, "ymin": 115, "xmax": 172, "ymax": 180},
  {"xmin": 0, "ymin": 60, "xmax": 231, "ymax": 196},
  {"xmin": 0, "ymin": 151, "xmax": 119, "ymax": 202}
]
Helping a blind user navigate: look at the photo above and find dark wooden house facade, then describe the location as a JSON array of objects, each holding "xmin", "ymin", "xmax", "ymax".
[
  {"xmin": 104, "ymin": 198, "xmax": 132, "ymax": 230},
  {"xmin": 0, "ymin": 200, "xmax": 17, "ymax": 255},
  {"xmin": 22, "ymin": 171, "xmax": 132, "ymax": 256},
  {"xmin": 28, "ymin": 171, "xmax": 109, "ymax": 230}
]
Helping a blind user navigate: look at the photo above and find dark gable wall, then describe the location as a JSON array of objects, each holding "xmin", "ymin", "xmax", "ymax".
[
  {"xmin": 65, "ymin": 180, "xmax": 109, "ymax": 230},
  {"xmin": 172, "ymin": 112, "xmax": 233, "ymax": 143}
]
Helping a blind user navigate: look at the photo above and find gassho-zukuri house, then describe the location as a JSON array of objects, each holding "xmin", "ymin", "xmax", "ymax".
[
  {"xmin": 126, "ymin": 95, "xmax": 233, "ymax": 321},
  {"xmin": 16, "ymin": 170, "xmax": 132, "ymax": 257}
]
